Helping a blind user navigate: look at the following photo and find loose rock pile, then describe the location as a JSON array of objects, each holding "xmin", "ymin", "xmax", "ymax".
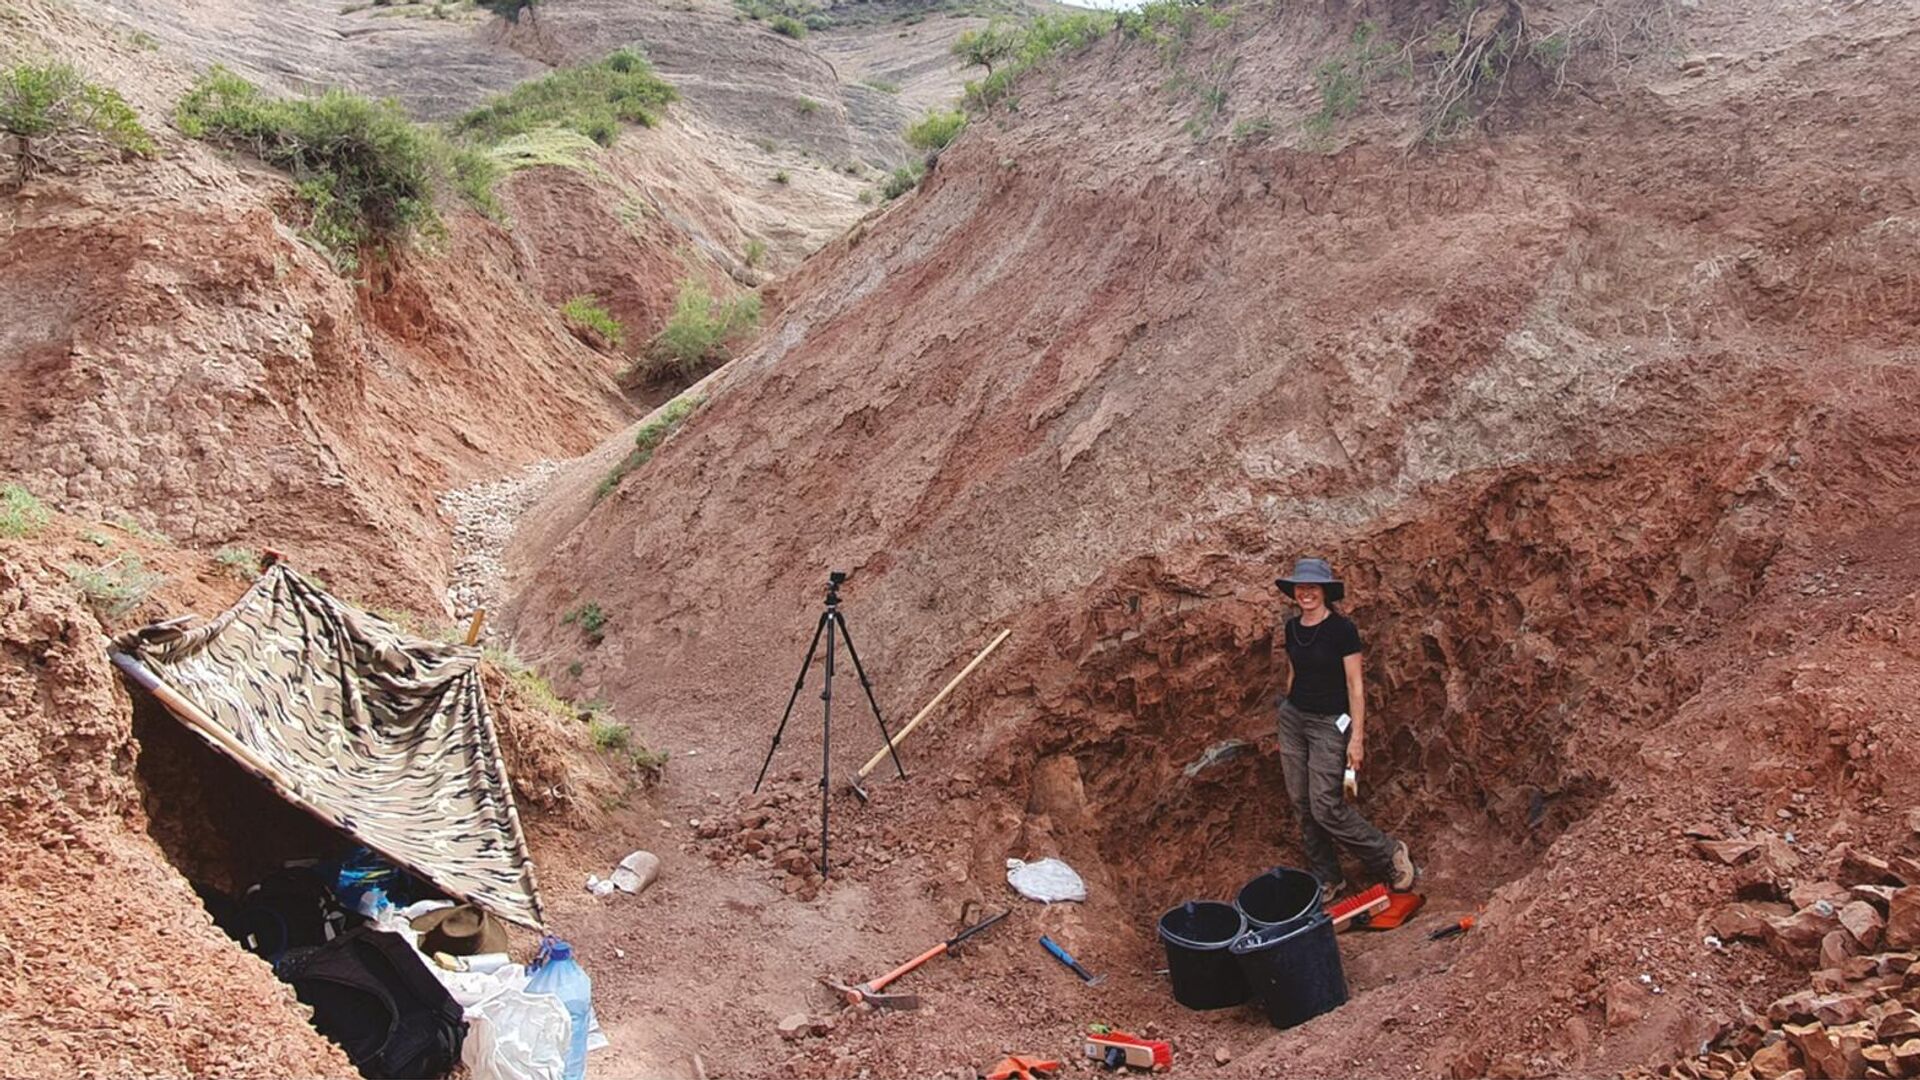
[
  {"xmin": 439, "ymin": 460, "xmax": 563, "ymax": 630},
  {"xmin": 1644, "ymin": 829, "xmax": 1920, "ymax": 1080},
  {"xmin": 689, "ymin": 778, "xmax": 914, "ymax": 902}
]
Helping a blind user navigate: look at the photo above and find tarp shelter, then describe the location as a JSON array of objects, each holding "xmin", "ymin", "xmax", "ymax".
[{"xmin": 110, "ymin": 562, "xmax": 545, "ymax": 928}]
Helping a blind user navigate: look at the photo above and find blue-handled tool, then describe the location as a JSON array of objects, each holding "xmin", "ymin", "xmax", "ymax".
[{"xmin": 1039, "ymin": 935, "xmax": 1103, "ymax": 985}]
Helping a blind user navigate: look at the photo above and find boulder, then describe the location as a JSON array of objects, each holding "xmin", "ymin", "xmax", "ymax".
[
  {"xmin": 1840, "ymin": 901, "xmax": 1886, "ymax": 949},
  {"xmin": 1892, "ymin": 1038, "xmax": 1920, "ymax": 1074},
  {"xmin": 1699, "ymin": 839, "xmax": 1763, "ymax": 865},
  {"xmin": 1789, "ymin": 881, "xmax": 1852, "ymax": 910},
  {"xmin": 1769, "ymin": 904, "xmax": 1843, "ymax": 957},
  {"xmin": 1819, "ymin": 931, "xmax": 1857, "ymax": 972},
  {"xmin": 777, "ymin": 1012, "xmax": 811, "ymax": 1041},
  {"xmin": 1851, "ymin": 885, "xmax": 1899, "ymax": 913},
  {"xmin": 610, "ymin": 850, "xmax": 661, "ymax": 895},
  {"xmin": 1607, "ymin": 979, "xmax": 1649, "ymax": 1028},
  {"xmin": 1888, "ymin": 887, "xmax": 1920, "ymax": 948},
  {"xmin": 1768, "ymin": 990, "xmax": 1820, "ymax": 1024},
  {"xmin": 1717, "ymin": 901, "xmax": 1795, "ymax": 941},
  {"xmin": 1878, "ymin": 1009, "xmax": 1920, "ymax": 1040},
  {"xmin": 1836, "ymin": 846, "xmax": 1901, "ymax": 888},
  {"xmin": 1760, "ymin": 834, "xmax": 1805, "ymax": 877},
  {"xmin": 1809, "ymin": 990, "xmax": 1873, "ymax": 1027},
  {"xmin": 1749, "ymin": 1039, "xmax": 1798, "ymax": 1080}
]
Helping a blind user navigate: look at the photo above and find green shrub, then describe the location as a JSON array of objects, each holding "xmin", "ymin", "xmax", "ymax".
[
  {"xmin": 2, "ymin": 62, "xmax": 154, "ymax": 188},
  {"xmin": 67, "ymin": 555, "xmax": 165, "ymax": 617},
  {"xmin": 772, "ymin": 168, "xmax": 790, "ymax": 184},
  {"xmin": 951, "ymin": 21, "xmax": 1020, "ymax": 75},
  {"xmin": 959, "ymin": 12, "xmax": 1108, "ymax": 112},
  {"xmin": 1306, "ymin": 20, "xmax": 1400, "ymax": 136},
  {"xmin": 905, "ymin": 109, "xmax": 966, "ymax": 152},
  {"xmin": 215, "ymin": 546, "xmax": 261, "ymax": 581},
  {"xmin": 862, "ymin": 78, "xmax": 901, "ymax": 94},
  {"xmin": 646, "ymin": 280, "xmax": 761, "ymax": 379},
  {"xmin": 881, "ymin": 161, "xmax": 924, "ymax": 200},
  {"xmin": 177, "ymin": 67, "xmax": 497, "ymax": 270},
  {"xmin": 795, "ymin": 96, "xmax": 821, "ymax": 116},
  {"xmin": 1231, "ymin": 116, "xmax": 1273, "ymax": 142},
  {"xmin": 743, "ymin": 238, "xmax": 766, "ymax": 267},
  {"xmin": 1, "ymin": 484, "xmax": 50, "ymax": 538},
  {"xmin": 596, "ymin": 393, "xmax": 703, "ymax": 499},
  {"xmin": 455, "ymin": 48, "xmax": 677, "ymax": 148},
  {"xmin": 478, "ymin": 0, "xmax": 539, "ymax": 22},
  {"xmin": 562, "ymin": 600, "xmax": 609, "ymax": 642},
  {"xmin": 770, "ymin": 14, "xmax": 806, "ymax": 38},
  {"xmin": 589, "ymin": 716, "xmax": 630, "ymax": 751},
  {"xmin": 560, "ymin": 295, "xmax": 625, "ymax": 347}
]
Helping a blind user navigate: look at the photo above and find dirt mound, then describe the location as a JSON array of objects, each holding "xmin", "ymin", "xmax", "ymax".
[
  {"xmin": 0, "ymin": 539, "xmax": 352, "ymax": 1078},
  {"xmin": 502, "ymin": 0, "xmax": 1920, "ymax": 1074}
]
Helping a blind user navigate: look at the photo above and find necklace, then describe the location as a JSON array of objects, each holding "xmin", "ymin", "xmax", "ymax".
[{"xmin": 1292, "ymin": 615, "xmax": 1328, "ymax": 647}]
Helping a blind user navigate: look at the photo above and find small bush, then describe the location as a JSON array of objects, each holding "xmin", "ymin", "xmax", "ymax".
[
  {"xmin": 562, "ymin": 600, "xmax": 609, "ymax": 642},
  {"xmin": 862, "ymin": 78, "xmax": 901, "ymax": 94},
  {"xmin": 772, "ymin": 169, "xmax": 790, "ymax": 184},
  {"xmin": 795, "ymin": 96, "xmax": 821, "ymax": 116},
  {"xmin": 215, "ymin": 546, "xmax": 261, "ymax": 581},
  {"xmin": 881, "ymin": 161, "xmax": 924, "ymax": 200},
  {"xmin": 561, "ymin": 295, "xmax": 625, "ymax": 347},
  {"xmin": 0, "ymin": 484, "xmax": 50, "ymax": 538},
  {"xmin": 770, "ymin": 14, "xmax": 807, "ymax": 38},
  {"xmin": 743, "ymin": 238, "xmax": 766, "ymax": 267},
  {"xmin": 455, "ymin": 48, "xmax": 677, "ymax": 148},
  {"xmin": 596, "ymin": 393, "xmax": 704, "ymax": 500},
  {"xmin": 177, "ymin": 68, "xmax": 497, "ymax": 270},
  {"xmin": 646, "ymin": 280, "xmax": 761, "ymax": 379},
  {"xmin": 2, "ymin": 62, "xmax": 154, "ymax": 188},
  {"xmin": 905, "ymin": 109, "xmax": 966, "ymax": 152},
  {"xmin": 589, "ymin": 716, "xmax": 630, "ymax": 751},
  {"xmin": 67, "ymin": 555, "xmax": 165, "ymax": 617}
]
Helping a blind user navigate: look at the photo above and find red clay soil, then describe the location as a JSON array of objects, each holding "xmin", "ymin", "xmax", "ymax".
[{"xmin": 502, "ymin": 1, "xmax": 1920, "ymax": 1076}]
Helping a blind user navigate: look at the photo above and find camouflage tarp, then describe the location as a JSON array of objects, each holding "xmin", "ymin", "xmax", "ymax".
[{"xmin": 111, "ymin": 562, "xmax": 544, "ymax": 928}]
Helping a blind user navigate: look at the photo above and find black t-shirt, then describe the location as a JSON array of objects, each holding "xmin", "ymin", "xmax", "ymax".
[{"xmin": 1282, "ymin": 613, "xmax": 1363, "ymax": 715}]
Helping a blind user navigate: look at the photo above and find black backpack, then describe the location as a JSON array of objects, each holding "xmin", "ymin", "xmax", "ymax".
[
  {"xmin": 234, "ymin": 866, "xmax": 358, "ymax": 961},
  {"xmin": 275, "ymin": 926, "xmax": 467, "ymax": 1079}
]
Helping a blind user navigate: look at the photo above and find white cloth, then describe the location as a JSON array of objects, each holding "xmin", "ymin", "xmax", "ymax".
[{"xmin": 1006, "ymin": 857, "xmax": 1087, "ymax": 903}]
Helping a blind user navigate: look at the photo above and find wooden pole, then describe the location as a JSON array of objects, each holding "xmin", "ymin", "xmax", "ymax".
[
  {"xmin": 464, "ymin": 608, "xmax": 487, "ymax": 645},
  {"xmin": 857, "ymin": 628, "xmax": 1011, "ymax": 779}
]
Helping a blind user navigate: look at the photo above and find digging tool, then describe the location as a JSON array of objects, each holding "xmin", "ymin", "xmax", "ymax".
[
  {"xmin": 985, "ymin": 1055, "xmax": 1061, "ymax": 1080},
  {"xmin": 851, "ymin": 627, "xmax": 1011, "ymax": 802},
  {"xmin": 1429, "ymin": 915, "xmax": 1474, "ymax": 941},
  {"xmin": 1040, "ymin": 935, "xmax": 1102, "ymax": 985},
  {"xmin": 823, "ymin": 908, "xmax": 1009, "ymax": 1009}
]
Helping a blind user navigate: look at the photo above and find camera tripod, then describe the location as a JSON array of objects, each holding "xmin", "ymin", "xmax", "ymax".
[{"xmin": 753, "ymin": 571, "xmax": 907, "ymax": 879}]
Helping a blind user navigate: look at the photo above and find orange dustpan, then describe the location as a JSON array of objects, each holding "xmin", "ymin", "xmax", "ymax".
[{"xmin": 1360, "ymin": 891, "xmax": 1426, "ymax": 930}]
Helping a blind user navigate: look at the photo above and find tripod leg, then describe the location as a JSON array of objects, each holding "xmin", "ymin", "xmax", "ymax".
[
  {"xmin": 820, "ymin": 613, "xmax": 834, "ymax": 880},
  {"xmin": 754, "ymin": 611, "xmax": 829, "ymax": 794},
  {"xmin": 835, "ymin": 611, "xmax": 908, "ymax": 781}
]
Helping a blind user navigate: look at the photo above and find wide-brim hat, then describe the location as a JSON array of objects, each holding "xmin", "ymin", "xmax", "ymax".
[
  {"xmin": 410, "ymin": 903, "xmax": 510, "ymax": 956},
  {"xmin": 1276, "ymin": 557, "xmax": 1345, "ymax": 603}
]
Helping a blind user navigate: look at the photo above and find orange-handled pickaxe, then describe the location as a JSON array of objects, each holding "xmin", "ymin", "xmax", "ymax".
[{"xmin": 822, "ymin": 909, "xmax": 1009, "ymax": 1009}]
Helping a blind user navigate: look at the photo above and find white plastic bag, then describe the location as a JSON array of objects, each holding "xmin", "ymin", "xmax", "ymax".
[
  {"xmin": 463, "ymin": 986, "xmax": 571, "ymax": 1080},
  {"xmin": 1006, "ymin": 857, "xmax": 1087, "ymax": 903}
]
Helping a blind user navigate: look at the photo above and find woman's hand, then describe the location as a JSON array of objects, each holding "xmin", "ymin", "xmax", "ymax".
[{"xmin": 1347, "ymin": 733, "xmax": 1364, "ymax": 771}]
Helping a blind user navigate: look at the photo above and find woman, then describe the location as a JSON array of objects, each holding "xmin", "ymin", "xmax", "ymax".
[{"xmin": 1275, "ymin": 557, "xmax": 1416, "ymax": 901}]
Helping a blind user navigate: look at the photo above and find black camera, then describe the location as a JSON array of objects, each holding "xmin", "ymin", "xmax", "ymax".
[{"xmin": 829, "ymin": 571, "xmax": 849, "ymax": 585}]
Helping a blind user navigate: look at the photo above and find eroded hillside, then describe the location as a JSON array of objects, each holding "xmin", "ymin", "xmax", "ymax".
[{"xmin": 504, "ymin": 0, "xmax": 1920, "ymax": 1074}]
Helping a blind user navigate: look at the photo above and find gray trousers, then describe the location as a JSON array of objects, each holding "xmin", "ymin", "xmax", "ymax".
[{"xmin": 1277, "ymin": 699, "xmax": 1397, "ymax": 888}]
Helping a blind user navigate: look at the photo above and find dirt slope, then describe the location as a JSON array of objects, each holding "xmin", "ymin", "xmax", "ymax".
[{"xmin": 503, "ymin": 0, "xmax": 1920, "ymax": 1074}]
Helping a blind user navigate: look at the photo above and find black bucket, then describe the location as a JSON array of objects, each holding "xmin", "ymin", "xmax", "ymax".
[
  {"xmin": 1234, "ymin": 866, "xmax": 1322, "ymax": 931},
  {"xmin": 1156, "ymin": 901, "xmax": 1250, "ymax": 1010},
  {"xmin": 1229, "ymin": 911, "xmax": 1349, "ymax": 1029}
]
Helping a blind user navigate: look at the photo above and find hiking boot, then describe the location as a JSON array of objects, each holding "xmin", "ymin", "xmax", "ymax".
[
  {"xmin": 1390, "ymin": 840, "xmax": 1417, "ymax": 891},
  {"xmin": 1319, "ymin": 878, "xmax": 1346, "ymax": 906}
]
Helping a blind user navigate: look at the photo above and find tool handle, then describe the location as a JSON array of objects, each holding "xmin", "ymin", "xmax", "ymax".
[
  {"xmin": 1040, "ymin": 936, "xmax": 1092, "ymax": 981},
  {"xmin": 947, "ymin": 908, "xmax": 1009, "ymax": 950},
  {"xmin": 858, "ymin": 628, "xmax": 1011, "ymax": 778},
  {"xmin": 868, "ymin": 942, "xmax": 947, "ymax": 993}
]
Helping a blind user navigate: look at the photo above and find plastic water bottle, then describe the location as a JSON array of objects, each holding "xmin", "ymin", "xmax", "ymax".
[{"xmin": 526, "ymin": 938, "xmax": 592, "ymax": 1080}]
